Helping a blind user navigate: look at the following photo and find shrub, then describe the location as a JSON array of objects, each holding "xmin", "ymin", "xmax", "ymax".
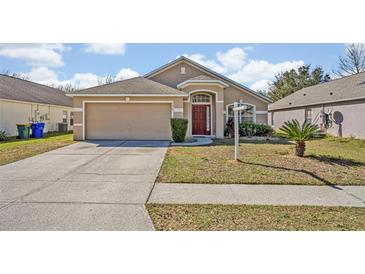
[
  {"xmin": 278, "ymin": 119, "xmax": 322, "ymax": 157},
  {"xmin": 0, "ymin": 129, "xmax": 8, "ymax": 141},
  {"xmin": 239, "ymin": 122, "xmax": 274, "ymax": 137},
  {"xmin": 225, "ymin": 117, "xmax": 235, "ymax": 137},
  {"xmin": 170, "ymin": 118, "xmax": 188, "ymax": 142}
]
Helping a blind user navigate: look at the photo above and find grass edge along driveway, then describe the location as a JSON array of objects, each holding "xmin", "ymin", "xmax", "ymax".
[
  {"xmin": 147, "ymin": 204, "xmax": 365, "ymax": 231},
  {"xmin": 0, "ymin": 133, "xmax": 75, "ymax": 166},
  {"xmin": 157, "ymin": 137, "xmax": 365, "ymax": 186}
]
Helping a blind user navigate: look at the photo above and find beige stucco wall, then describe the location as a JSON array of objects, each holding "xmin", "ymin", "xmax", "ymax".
[
  {"xmin": 72, "ymin": 95, "xmax": 184, "ymax": 140},
  {"xmin": 269, "ymin": 108, "xmax": 305, "ymax": 129},
  {"xmin": 148, "ymin": 61, "xmax": 270, "ymax": 138},
  {"xmin": 149, "ymin": 62, "xmax": 208, "ymax": 88},
  {"xmin": 269, "ymin": 99, "xmax": 365, "ymax": 138},
  {"xmin": 0, "ymin": 99, "xmax": 73, "ymax": 136}
]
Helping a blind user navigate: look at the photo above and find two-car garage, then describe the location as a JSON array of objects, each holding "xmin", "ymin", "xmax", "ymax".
[{"xmin": 85, "ymin": 102, "xmax": 172, "ymax": 140}]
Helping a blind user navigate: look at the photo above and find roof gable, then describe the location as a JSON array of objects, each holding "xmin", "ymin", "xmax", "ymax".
[{"xmin": 145, "ymin": 56, "xmax": 272, "ymax": 103}]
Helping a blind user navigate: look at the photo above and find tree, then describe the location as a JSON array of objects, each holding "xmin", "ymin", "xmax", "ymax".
[
  {"xmin": 267, "ymin": 65, "xmax": 330, "ymax": 102},
  {"xmin": 335, "ymin": 43, "xmax": 365, "ymax": 76},
  {"xmin": 2, "ymin": 70, "xmax": 30, "ymax": 80},
  {"xmin": 2, "ymin": 69, "xmax": 79, "ymax": 93},
  {"xmin": 98, "ymin": 75, "xmax": 114, "ymax": 85},
  {"xmin": 278, "ymin": 120, "xmax": 322, "ymax": 157},
  {"xmin": 56, "ymin": 83, "xmax": 79, "ymax": 93}
]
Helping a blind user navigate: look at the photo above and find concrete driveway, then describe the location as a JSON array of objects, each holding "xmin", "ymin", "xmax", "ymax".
[{"xmin": 0, "ymin": 140, "xmax": 169, "ymax": 230}]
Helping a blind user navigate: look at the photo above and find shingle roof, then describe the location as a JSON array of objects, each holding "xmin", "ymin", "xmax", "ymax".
[
  {"xmin": 70, "ymin": 77, "xmax": 186, "ymax": 96},
  {"xmin": 0, "ymin": 74, "xmax": 72, "ymax": 107},
  {"xmin": 269, "ymin": 72, "xmax": 365, "ymax": 111}
]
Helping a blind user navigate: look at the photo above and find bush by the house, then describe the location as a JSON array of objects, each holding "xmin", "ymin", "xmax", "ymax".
[
  {"xmin": 170, "ymin": 118, "xmax": 188, "ymax": 142},
  {"xmin": 224, "ymin": 120, "xmax": 273, "ymax": 137},
  {"xmin": 225, "ymin": 117, "xmax": 235, "ymax": 137},
  {"xmin": 239, "ymin": 122, "xmax": 274, "ymax": 136},
  {"xmin": 0, "ymin": 129, "xmax": 8, "ymax": 141}
]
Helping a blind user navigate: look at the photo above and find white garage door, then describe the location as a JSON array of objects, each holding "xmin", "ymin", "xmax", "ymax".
[{"xmin": 85, "ymin": 103, "xmax": 172, "ymax": 140}]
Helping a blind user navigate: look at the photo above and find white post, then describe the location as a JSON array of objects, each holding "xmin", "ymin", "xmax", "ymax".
[{"xmin": 234, "ymin": 102, "xmax": 239, "ymax": 160}]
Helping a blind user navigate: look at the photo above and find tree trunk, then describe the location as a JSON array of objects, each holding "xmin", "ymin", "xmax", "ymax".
[{"xmin": 295, "ymin": 141, "xmax": 306, "ymax": 157}]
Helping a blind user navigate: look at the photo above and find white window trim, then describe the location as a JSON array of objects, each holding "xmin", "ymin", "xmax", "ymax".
[
  {"xmin": 81, "ymin": 100, "xmax": 174, "ymax": 140},
  {"xmin": 185, "ymin": 89, "xmax": 219, "ymax": 103},
  {"xmin": 226, "ymin": 102, "xmax": 256, "ymax": 123},
  {"xmin": 191, "ymin": 94, "xmax": 211, "ymax": 104}
]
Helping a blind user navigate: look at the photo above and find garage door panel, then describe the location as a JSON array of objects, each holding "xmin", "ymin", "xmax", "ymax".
[{"xmin": 85, "ymin": 103, "xmax": 171, "ymax": 140}]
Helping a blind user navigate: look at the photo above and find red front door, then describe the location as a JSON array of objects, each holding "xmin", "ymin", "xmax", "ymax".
[{"xmin": 192, "ymin": 104, "xmax": 211, "ymax": 135}]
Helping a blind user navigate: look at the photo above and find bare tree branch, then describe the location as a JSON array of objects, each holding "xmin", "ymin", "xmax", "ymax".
[{"xmin": 335, "ymin": 43, "xmax": 365, "ymax": 76}]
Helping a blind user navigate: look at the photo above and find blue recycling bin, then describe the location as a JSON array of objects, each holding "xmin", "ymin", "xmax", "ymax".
[{"xmin": 31, "ymin": 122, "xmax": 45, "ymax": 138}]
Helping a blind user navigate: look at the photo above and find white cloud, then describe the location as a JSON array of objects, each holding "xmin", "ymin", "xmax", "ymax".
[
  {"xmin": 0, "ymin": 43, "xmax": 67, "ymax": 67},
  {"xmin": 22, "ymin": 66, "xmax": 139, "ymax": 89},
  {"xmin": 250, "ymin": 79, "xmax": 271, "ymax": 91},
  {"xmin": 216, "ymin": 47, "xmax": 247, "ymax": 71},
  {"xmin": 229, "ymin": 59, "xmax": 305, "ymax": 84},
  {"xmin": 85, "ymin": 43, "xmax": 126, "ymax": 55},
  {"xmin": 181, "ymin": 47, "xmax": 304, "ymax": 92},
  {"xmin": 116, "ymin": 68, "xmax": 139, "ymax": 80},
  {"xmin": 182, "ymin": 53, "xmax": 226, "ymax": 73},
  {"xmin": 24, "ymin": 67, "xmax": 58, "ymax": 83},
  {"xmin": 72, "ymin": 73, "xmax": 100, "ymax": 88}
]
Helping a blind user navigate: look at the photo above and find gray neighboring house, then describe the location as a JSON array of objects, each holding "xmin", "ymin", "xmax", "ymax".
[
  {"xmin": 268, "ymin": 72, "xmax": 365, "ymax": 138},
  {"xmin": 0, "ymin": 74, "xmax": 73, "ymax": 136}
]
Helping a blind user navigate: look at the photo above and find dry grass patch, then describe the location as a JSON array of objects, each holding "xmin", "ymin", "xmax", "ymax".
[
  {"xmin": 0, "ymin": 133, "xmax": 75, "ymax": 166},
  {"xmin": 157, "ymin": 137, "xmax": 365, "ymax": 185},
  {"xmin": 147, "ymin": 204, "xmax": 365, "ymax": 231}
]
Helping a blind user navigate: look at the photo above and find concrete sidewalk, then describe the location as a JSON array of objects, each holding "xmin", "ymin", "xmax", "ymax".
[{"xmin": 148, "ymin": 183, "xmax": 365, "ymax": 207}]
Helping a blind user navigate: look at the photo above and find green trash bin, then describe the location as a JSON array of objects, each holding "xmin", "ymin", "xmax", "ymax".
[{"xmin": 16, "ymin": 124, "xmax": 31, "ymax": 139}]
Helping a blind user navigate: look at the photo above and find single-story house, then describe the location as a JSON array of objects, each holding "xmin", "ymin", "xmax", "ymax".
[
  {"xmin": 0, "ymin": 74, "xmax": 73, "ymax": 136},
  {"xmin": 268, "ymin": 72, "xmax": 365, "ymax": 138},
  {"xmin": 69, "ymin": 56, "xmax": 271, "ymax": 140}
]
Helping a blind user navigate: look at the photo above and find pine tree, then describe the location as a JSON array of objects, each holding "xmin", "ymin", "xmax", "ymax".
[{"xmin": 267, "ymin": 65, "xmax": 330, "ymax": 102}]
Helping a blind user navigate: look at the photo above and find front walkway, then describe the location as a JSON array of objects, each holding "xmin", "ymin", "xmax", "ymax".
[
  {"xmin": 148, "ymin": 183, "xmax": 365, "ymax": 207},
  {"xmin": 0, "ymin": 140, "xmax": 169, "ymax": 230}
]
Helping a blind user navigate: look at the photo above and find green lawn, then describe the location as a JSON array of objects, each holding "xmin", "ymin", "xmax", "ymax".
[
  {"xmin": 157, "ymin": 137, "xmax": 365, "ymax": 185},
  {"xmin": 147, "ymin": 204, "xmax": 365, "ymax": 231},
  {"xmin": 0, "ymin": 133, "xmax": 75, "ymax": 166}
]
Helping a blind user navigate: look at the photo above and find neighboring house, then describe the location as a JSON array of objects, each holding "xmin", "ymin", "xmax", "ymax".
[
  {"xmin": 0, "ymin": 74, "xmax": 73, "ymax": 136},
  {"xmin": 268, "ymin": 72, "xmax": 365, "ymax": 138},
  {"xmin": 69, "ymin": 56, "xmax": 271, "ymax": 140}
]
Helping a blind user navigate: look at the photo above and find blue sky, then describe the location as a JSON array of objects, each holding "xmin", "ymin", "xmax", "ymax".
[{"xmin": 0, "ymin": 43, "xmax": 345, "ymax": 91}]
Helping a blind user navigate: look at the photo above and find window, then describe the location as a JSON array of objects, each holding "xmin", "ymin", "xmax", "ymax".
[
  {"xmin": 180, "ymin": 66, "xmax": 186, "ymax": 74},
  {"xmin": 305, "ymin": 108, "xmax": 312, "ymax": 123},
  {"xmin": 226, "ymin": 103, "xmax": 256, "ymax": 123},
  {"xmin": 70, "ymin": 112, "xmax": 74, "ymax": 126},
  {"xmin": 62, "ymin": 111, "xmax": 68, "ymax": 123},
  {"xmin": 192, "ymin": 94, "xmax": 210, "ymax": 103}
]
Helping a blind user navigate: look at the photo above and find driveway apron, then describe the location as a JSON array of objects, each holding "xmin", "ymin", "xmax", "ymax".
[{"xmin": 0, "ymin": 140, "xmax": 168, "ymax": 230}]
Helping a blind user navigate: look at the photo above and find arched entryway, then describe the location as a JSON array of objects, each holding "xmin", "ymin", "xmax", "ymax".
[{"xmin": 191, "ymin": 93, "xmax": 212, "ymax": 135}]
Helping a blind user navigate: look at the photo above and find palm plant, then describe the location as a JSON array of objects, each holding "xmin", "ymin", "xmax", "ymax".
[{"xmin": 278, "ymin": 119, "xmax": 321, "ymax": 157}]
